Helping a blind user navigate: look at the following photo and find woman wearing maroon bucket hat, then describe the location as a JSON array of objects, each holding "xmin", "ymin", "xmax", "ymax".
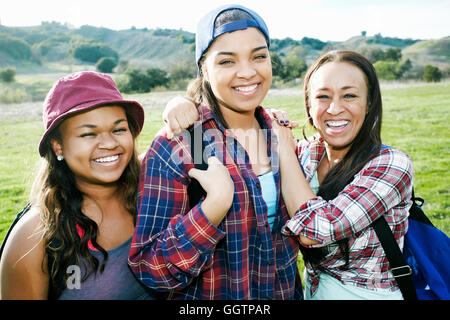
[{"xmin": 0, "ymin": 71, "xmax": 158, "ymax": 299}]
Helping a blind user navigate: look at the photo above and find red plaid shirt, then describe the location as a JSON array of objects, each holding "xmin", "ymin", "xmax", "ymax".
[
  {"xmin": 283, "ymin": 135, "xmax": 414, "ymax": 296},
  {"xmin": 129, "ymin": 106, "xmax": 302, "ymax": 300}
]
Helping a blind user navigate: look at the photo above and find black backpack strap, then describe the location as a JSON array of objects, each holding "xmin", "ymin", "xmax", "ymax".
[
  {"xmin": 0, "ymin": 203, "xmax": 32, "ymax": 259},
  {"xmin": 372, "ymin": 216, "xmax": 418, "ymax": 300},
  {"xmin": 187, "ymin": 123, "xmax": 207, "ymax": 208},
  {"xmin": 409, "ymin": 189, "xmax": 433, "ymax": 226},
  {"xmin": 0, "ymin": 203, "xmax": 66, "ymax": 300}
]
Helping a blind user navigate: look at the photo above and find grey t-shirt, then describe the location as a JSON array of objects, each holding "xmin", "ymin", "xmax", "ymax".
[{"xmin": 58, "ymin": 237, "xmax": 158, "ymax": 300}]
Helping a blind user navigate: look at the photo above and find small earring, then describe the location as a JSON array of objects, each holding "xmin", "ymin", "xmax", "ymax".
[{"xmin": 57, "ymin": 154, "xmax": 64, "ymax": 161}]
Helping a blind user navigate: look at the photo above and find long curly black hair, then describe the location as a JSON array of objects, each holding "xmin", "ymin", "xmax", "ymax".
[{"xmin": 31, "ymin": 107, "xmax": 141, "ymax": 299}]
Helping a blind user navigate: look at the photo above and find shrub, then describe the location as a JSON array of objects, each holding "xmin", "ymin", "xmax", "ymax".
[
  {"xmin": 423, "ymin": 65, "xmax": 442, "ymax": 82},
  {"xmin": 0, "ymin": 68, "xmax": 16, "ymax": 83},
  {"xmin": 283, "ymin": 51, "xmax": 307, "ymax": 80},
  {"xmin": 270, "ymin": 52, "xmax": 284, "ymax": 77},
  {"xmin": 72, "ymin": 41, "xmax": 118, "ymax": 63},
  {"xmin": 118, "ymin": 68, "xmax": 169, "ymax": 93},
  {"xmin": 0, "ymin": 86, "xmax": 28, "ymax": 103},
  {"xmin": 0, "ymin": 33, "xmax": 32, "ymax": 61},
  {"xmin": 96, "ymin": 57, "xmax": 117, "ymax": 73}
]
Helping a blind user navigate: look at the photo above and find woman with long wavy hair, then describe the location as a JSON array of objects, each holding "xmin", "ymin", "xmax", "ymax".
[
  {"xmin": 275, "ymin": 51, "xmax": 413, "ymax": 299},
  {"xmin": 0, "ymin": 71, "xmax": 157, "ymax": 300}
]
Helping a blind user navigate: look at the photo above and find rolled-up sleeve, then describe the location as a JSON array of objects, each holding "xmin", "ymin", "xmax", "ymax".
[{"xmin": 284, "ymin": 148, "xmax": 414, "ymax": 247}]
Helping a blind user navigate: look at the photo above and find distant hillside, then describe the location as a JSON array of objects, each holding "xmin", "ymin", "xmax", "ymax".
[
  {"xmin": 0, "ymin": 22, "xmax": 449, "ymax": 74},
  {"xmin": 402, "ymin": 37, "xmax": 450, "ymax": 69},
  {"xmin": 0, "ymin": 22, "xmax": 195, "ymax": 71}
]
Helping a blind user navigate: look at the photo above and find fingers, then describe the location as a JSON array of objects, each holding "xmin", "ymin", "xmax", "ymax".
[
  {"xmin": 165, "ymin": 116, "xmax": 181, "ymax": 140},
  {"xmin": 188, "ymin": 156, "xmax": 221, "ymax": 180},
  {"xmin": 163, "ymin": 96, "xmax": 199, "ymax": 140},
  {"xmin": 290, "ymin": 121, "xmax": 299, "ymax": 129},
  {"xmin": 266, "ymin": 107, "xmax": 294, "ymax": 128},
  {"xmin": 176, "ymin": 113, "xmax": 192, "ymax": 132},
  {"xmin": 188, "ymin": 167, "xmax": 201, "ymax": 180},
  {"xmin": 207, "ymin": 156, "xmax": 222, "ymax": 166}
]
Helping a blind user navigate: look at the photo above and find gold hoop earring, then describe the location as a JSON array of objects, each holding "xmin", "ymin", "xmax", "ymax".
[{"xmin": 302, "ymin": 117, "xmax": 313, "ymax": 140}]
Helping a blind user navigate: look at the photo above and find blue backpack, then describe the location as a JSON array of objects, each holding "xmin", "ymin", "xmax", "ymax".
[{"xmin": 372, "ymin": 146, "xmax": 450, "ymax": 300}]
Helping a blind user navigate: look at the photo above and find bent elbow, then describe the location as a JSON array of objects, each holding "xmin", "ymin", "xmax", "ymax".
[{"xmin": 299, "ymin": 235, "xmax": 319, "ymax": 246}]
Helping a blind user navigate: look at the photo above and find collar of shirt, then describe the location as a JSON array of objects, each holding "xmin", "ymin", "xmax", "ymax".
[{"xmin": 298, "ymin": 134, "xmax": 326, "ymax": 181}]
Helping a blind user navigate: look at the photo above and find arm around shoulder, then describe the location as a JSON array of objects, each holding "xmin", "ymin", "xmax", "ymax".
[{"xmin": 0, "ymin": 207, "xmax": 49, "ymax": 299}]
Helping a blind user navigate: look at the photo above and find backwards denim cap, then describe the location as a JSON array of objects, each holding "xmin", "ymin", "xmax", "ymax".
[{"xmin": 195, "ymin": 4, "xmax": 270, "ymax": 73}]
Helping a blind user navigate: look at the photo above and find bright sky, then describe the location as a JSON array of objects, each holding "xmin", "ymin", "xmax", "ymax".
[{"xmin": 1, "ymin": 0, "xmax": 449, "ymax": 41}]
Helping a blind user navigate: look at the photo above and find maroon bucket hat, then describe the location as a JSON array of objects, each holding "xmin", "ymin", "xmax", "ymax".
[{"xmin": 38, "ymin": 71, "xmax": 145, "ymax": 157}]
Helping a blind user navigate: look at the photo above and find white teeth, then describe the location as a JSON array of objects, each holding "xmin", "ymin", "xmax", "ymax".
[
  {"xmin": 326, "ymin": 120, "xmax": 349, "ymax": 127},
  {"xmin": 94, "ymin": 155, "xmax": 119, "ymax": 163},
  {"xmin": 235, "ymin": 84, "xmax": 258, "ymax": 92}
]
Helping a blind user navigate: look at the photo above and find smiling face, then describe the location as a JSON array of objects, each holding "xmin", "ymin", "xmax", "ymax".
[
  {"xmin": 308, "ymin": 61, "xmax": 369, "ymax": 152},
  {"xmin": 51, "ymin": 105, "xmax": 134, "ymax": 188},
  {"xmin": 201, "ymin": 27, "xmax": 272, "ymax": 119}
]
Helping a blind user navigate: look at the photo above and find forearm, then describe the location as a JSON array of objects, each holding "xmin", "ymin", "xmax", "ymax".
[
  {"xmin": 201, "ymin": 194, "xmax": 231, "ymax": 227},
  {"xmin": 129, "ymin": 203, "xmax": 225, "ymax": 290},
  {"xmin": 279, "ymin": 146, "xmax": 315, "ymax": 217},
  {"xmin": 285, "ymin": 149, "xmax": 414, "ymax": 247}
]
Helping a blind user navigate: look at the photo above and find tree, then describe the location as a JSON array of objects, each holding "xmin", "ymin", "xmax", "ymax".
[
  {"xmin": 300, "ymin": 37, "xmax": 326, "ymax": 50},
  {"xmin": 283, "ymin": 48, "xmax": 307, "ymax": 80},
  {"xmin": 168, "ymin": 63, "xmax": 196, "ymax": 82},
  {"xmin": 396, "ymin": 58, "xmax": 412, "ymax": 76},
  {"xmin": 361, "ymin": 47, "xmax": 386, "ymax": 63},
  {"xmin": 0, "ymin": 34, "xmax": 32, "ymax": 61},
  {"xmin": 423, "ymin": 65, "xmax": 442, "ymax": 82},
  {"xmin": 0, "ymin": 68, "xmax": 16, "ymax": 82},
  {"xmin": 374, "ymin": 61, "xmax": 399, "ymax": 80},
  {"xmin": 119, "ymin": 67, "xmax": 169, "ymax": 93},
  {"xmin": 270, "ymin": 52, "xmax": 284, "ymax": 77},
  {"xmin": 384, "ymin": 48, "xmax": 402, "ymax": 62},
  {"xmin": 146, "ymin": 68, "xmax": 169, "ymax": 89},
  {"xmin": 72, "ymin": 41, "xmax": 119, "ymax": 63},
  {"xmin": 96, "ymin": 57, "xmax": 118, "ymax": 73}
]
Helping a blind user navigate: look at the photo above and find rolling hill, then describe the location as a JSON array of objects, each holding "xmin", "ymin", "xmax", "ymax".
[{"xmin": 0, "ymin": 22, "xmax": 448, "ymax": 74}]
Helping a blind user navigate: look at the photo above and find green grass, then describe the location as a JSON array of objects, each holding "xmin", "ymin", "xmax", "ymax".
[{"xmin": 0, "ymin": 82, "xmax": 449, "ymax": 242}]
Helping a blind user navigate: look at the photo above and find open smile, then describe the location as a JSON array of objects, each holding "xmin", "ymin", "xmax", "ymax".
[
  {"xmin": 325, "ymin": 120, "xmax": 349, "ymax": 129},
  {"xmin": 93, "ymin": 154, "xmax": 120, "ymax": 164},
  {"xmin": 233, "ymin": 83, "xmax": 259, "ymax": 95}
]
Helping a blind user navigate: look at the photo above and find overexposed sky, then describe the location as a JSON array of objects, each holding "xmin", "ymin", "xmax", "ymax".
[{"xmin": 1, "ymin": 0, "xmax": 449, "ymax": 41}]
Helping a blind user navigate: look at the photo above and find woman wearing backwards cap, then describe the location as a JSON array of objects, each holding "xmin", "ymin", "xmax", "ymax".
[
  {"xmin": 0, "ymin": 71, "xmax": 158, "ymax": 300},
  {"xmin": 128, "ymin": 4, "xmax": 302, "ymax": 299},
  {"xmin": 163, "ymin": 50, "xmax": 413, "ymax": 300}
]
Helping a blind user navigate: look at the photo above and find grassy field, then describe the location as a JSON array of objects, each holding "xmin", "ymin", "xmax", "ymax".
[{"xmin": 0, "ymin": 81, "xmax": 449, "ymax": 242}]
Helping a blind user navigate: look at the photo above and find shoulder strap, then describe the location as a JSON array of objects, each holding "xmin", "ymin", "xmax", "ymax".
[
  {"xmin": 0, "ymin": 203, "xmax": 65, "ymax": 300},
  {"xmin": 0, "ymin": 203, "xmax": 32, "ymax": 259},
  {"xmin": 409, "ymin": 190, "xmax": 433, "ymax": 226},
  {"xmin": 372, "ymin": 215, "xmax": 418, "ymax": 300},
  {"xmin": 187, "ymin": 124, "xmax": 207, "ymax": 208}
]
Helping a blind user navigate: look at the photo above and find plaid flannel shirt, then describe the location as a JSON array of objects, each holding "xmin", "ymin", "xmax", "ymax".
[
  {"xmin": 129, "ymin": 106, "xmax": 302, "ymax": 300},
  {"xmin": 283, "ymin": 135, "xmax": 414, "ymax": 296}
]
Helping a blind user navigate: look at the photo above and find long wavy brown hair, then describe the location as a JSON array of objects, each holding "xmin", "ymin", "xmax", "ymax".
[
  {"xmin": 301, "ymin": 50, "xmax": 383, "ymax": 267},
  {"xmin": 30, "ymin": 106, "xmax": 141, "ymax": 299}
]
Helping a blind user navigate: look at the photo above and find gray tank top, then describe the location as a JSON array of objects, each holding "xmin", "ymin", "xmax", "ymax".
[{"xmin": 58, "ymin": 237, "xmax": 158, "ymax": 300}]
